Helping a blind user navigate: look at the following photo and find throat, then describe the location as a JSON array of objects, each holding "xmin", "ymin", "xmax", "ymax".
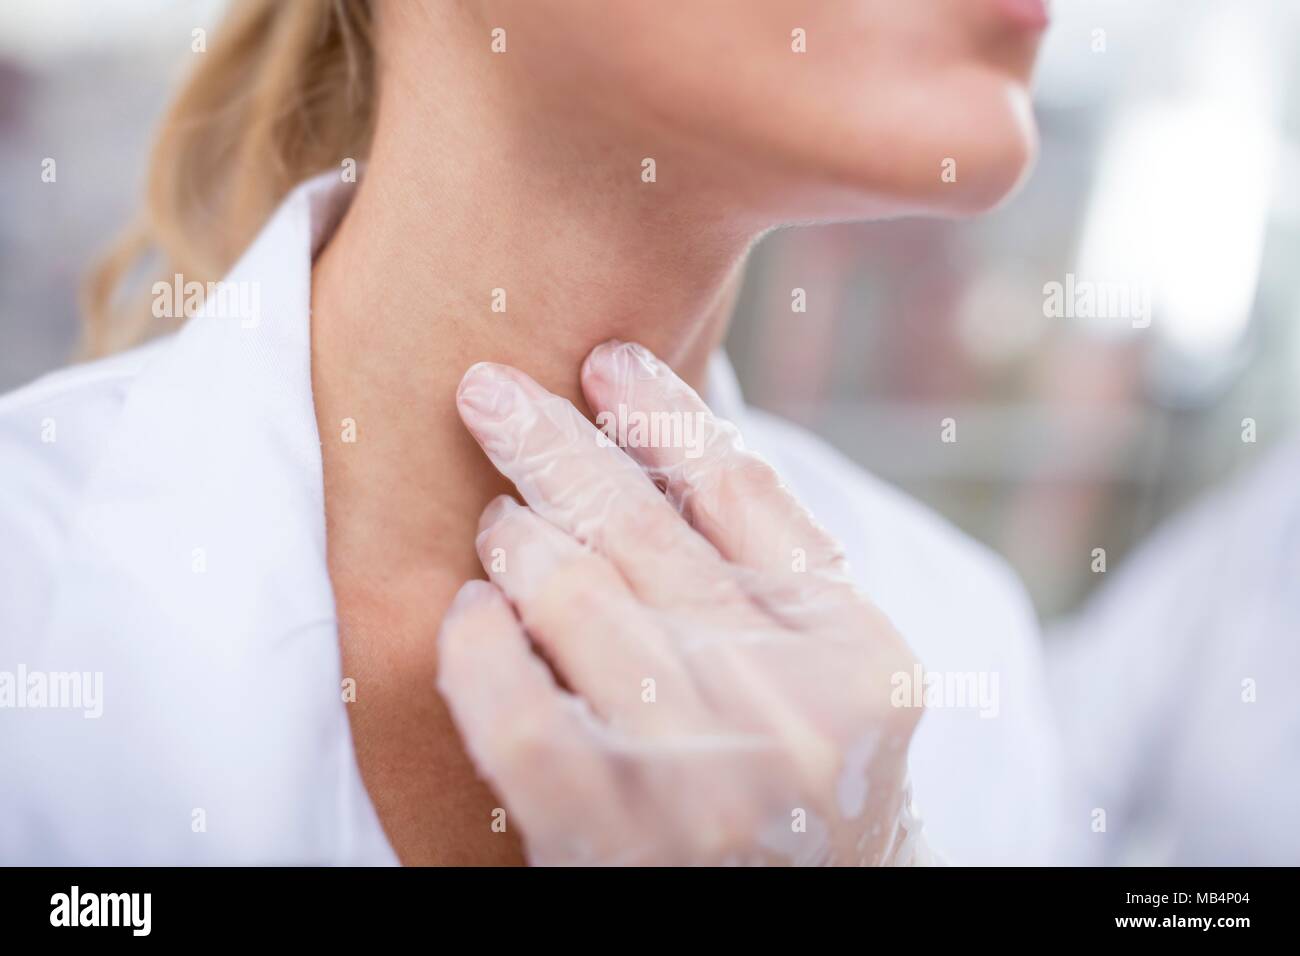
[{"xmin": 307, "ymin": 156, "xmax": 749, "ymax": 861}]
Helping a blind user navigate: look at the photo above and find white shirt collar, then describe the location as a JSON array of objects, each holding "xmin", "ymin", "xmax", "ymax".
[{"xmin": 40, "ymin": 174, "xmax": 391, "ymax": 863}]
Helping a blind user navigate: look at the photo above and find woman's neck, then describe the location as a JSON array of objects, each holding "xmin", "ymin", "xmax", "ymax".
[
  {"xmin": 310, "ymin": 184, "xmax": 747, "ymax": 861},
  {"xmin": 310, "ymin": 10, "xmax": 755, "ymax": 579}
]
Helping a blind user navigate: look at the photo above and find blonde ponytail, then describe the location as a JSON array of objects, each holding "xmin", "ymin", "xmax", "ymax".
[{"xmin": 81, "ymin": 0, "xmax": 376, "ymax": 356}]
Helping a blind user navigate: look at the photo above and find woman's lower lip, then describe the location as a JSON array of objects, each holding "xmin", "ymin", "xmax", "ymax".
[{"xmin": 992, "ymin": 0, "xmax": 1050, "ymax": 30}]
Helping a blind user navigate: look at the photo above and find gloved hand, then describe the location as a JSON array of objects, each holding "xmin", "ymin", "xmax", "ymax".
[{"xmin": 438, "ymin": 340, "xmax": 934, "ymax": 865}]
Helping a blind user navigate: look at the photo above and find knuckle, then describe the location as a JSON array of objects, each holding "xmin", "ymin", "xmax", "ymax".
[
  {"xmin": 522, "ymin": 551, "xmax": 621, "ymax": 630},
  {"xmin": 679, "ymin": 793, "xmax": 761, "ymax": 862},
  {"xmin": 715, "ymin": 453, "xmax": 784, "ymax": 501},
  {"xmin": 700, "ymin": 570, "xmax": 758, "ymax": 611},
  {"xmin": 605, "ymin": 496, "xmax": 687, "ymax": 552}
]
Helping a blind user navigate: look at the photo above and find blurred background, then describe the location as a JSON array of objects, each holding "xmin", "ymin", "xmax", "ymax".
[{"xmin": 1, "ymin": 0, "xmax": 1297, "ymax": 622}]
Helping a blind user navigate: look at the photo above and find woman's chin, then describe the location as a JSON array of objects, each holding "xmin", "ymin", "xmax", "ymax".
[
  {"xmin": 846, "ymin": 78, "xmax": 1041, "ymax": 221},
  {"xmin": 931, "ymin": 118, "xmax": 1039, "ymax": 219},
  {"xmin": 941, "ymin": 83, "xmax": 1039, "ymax": 217}
]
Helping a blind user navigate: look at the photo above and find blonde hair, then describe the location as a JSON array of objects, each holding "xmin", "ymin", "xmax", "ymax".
[{"xmin": 81, "ymin": 0, "xmax": 377, "ymax": 356}]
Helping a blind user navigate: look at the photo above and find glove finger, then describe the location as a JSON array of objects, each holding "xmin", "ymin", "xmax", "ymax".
[
  {"xmin": 475, "ymin": 496, "xmax": 708, "ymax": 734},
  {"xmin": 581, "ymin": 340, "xmax": 850, "ymax": 580}
]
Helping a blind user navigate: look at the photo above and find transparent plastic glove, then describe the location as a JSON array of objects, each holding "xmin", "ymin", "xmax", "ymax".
[{"xmin": 438, "ymin": 340, "xmax": 935, "ymax": 866}]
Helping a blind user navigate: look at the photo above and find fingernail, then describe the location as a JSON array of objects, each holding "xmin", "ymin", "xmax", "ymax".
[
  {"xmin": 457, "ymin": 362, "xmax": 521, "ymax": 424},
  {"xmin": 622, "ymin": 341, "xmax": 663, "ymax": 379},
  {"xmin": 582, "ymin": 341, "xmax": 618, "ymax": 386},
  {"xmin": 477, "ymin": 494, "xmax": 520, "ymax": 536},
  {"xmin": 444, "ymin": 579, "xmax": 492, "ymax": 618},
  {"xmin": 587, "ymin": 340, "xmax": 663, "ymax": 383}
]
